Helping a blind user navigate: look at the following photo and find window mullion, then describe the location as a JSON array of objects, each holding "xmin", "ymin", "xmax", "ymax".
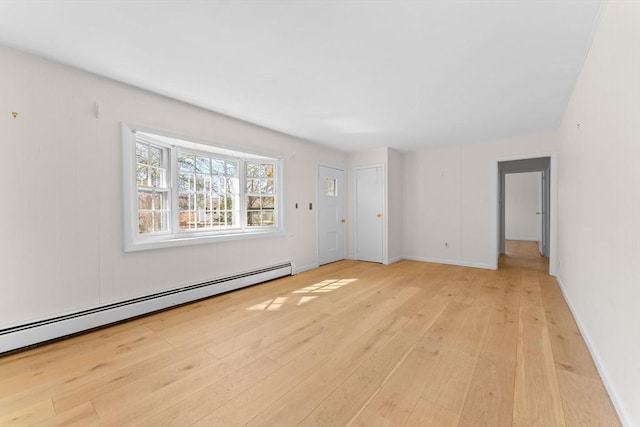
[{"xmin": 239, "ymin": 159, "xmax": 246, "ymax": 230}]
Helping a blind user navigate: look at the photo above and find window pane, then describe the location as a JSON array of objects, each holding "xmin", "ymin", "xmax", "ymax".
[
  {"xmin": 138, "ymin": 191, "xmax": 152, "ymax": 210},
  {"xmin": 246, "ymin": 163, "xmax": 274, "ymax": 178},
  {"xmin": 262, "ymin": 197, "xmax": 275, "ymax": 209},
  {"xmin": 149, "ymin": 146, "xmax": 161, "ymax": 167},
  {"xmin": 227, "ymin": 177, "xmax": 239, "ymax": 194},
  {"xmin": 150, "ymin": 168, "xmax": 159, "ymax": 187},
  {"xmin": 150, "ymin": 167, "xmax": 164, "ymax": 188},
  {"xmin": 247, "ymin": 211, "xmax": 261, "ymax": 226},
  {"xmin": 261, "ymin": 211, "xmax": 275, "ymax": 225},
  {"xmin": 215, "ymin": 195, "xmax": 224, "ymax": 210},
  {"xmin": 246, "ymin": 179, "xmax": 258, "ymax": 194},
  {"xmin": 225, "ymin": 195, "xmax": 235, "ymax": 210},
  {"xmin": 226, "ymin": 161, "xmax": 237, "ymax": 176},
  {"xmin": 179, "ymin": 173, "xmax": 193, "ymax": 191},
  {"xmin": 225, "ymin": 211, "xmax": 236, "ymax": 226},
  {"xmin": 258, "ymin": 164, "xmax": 269, "ymax": 177},
  {"xmin": 179, "ymin": 211, "xmax": 196, "ymax": 230},
  {"xmin": 136, "ymin": 143, "xmax": 148, "ymax": 165},
  {"xmin": 195, "ymin": 174, "xmax": 206, "ymax": 192},
  {"xmin": 178, "ymin": 152, "xmax": 195, "ymax": 172},
  {"xmin": 154, "ymin": 212, "xmax": 164, "ymax": 232},
  {"xmin": 246, "ymin": 163, "xmax": 258, "ymax": 178},
  {"xmin": 196, "ymin": 156, "xmax": 211, "ymax": 174},
  {"xmin": 153, "ymin": 193, "xmax": 163, "ymax": 210},
  {"xmin": 197, "ymin": 211, "xmax": 211, "ymax": 229},
  {"xmin": 196, "ymin": 193, "xmax": 206, "ymax": 210},
  {"xmin": 258, "ymin": 179, "xmax": 268, "ymax": 194},
  {"xmin": 178, "ymin": 193, "xmax": 192, "ymax": 211},
  {"xmin": 138, "ymin": 212, "xmax": 153, "ymax": 234},
  {"xmin": 205, "ymin": 193, "xmax": 213, "ymax": 211},
  {"xmin": 264, "ymin": 179, "xmax": 274, "ymax": 194},
  {"xmin": 211, "ymin": 176, "xmax": 222, "ymax": 194},
  {"xmin": 246, "ymin": 178, "xmax": 273, "ymax": 194},
  {"xmin": 136, "ymin": 165, "xmax": 148, "ymax": 186},
  {"xmin": 326, "ymin": 178, "xmax": 337, "ymax": 196},
  {"xmin": 246, "ymin": 211, "xmax": 275, "ymax": 227},
  {"xmin": 212, "ymin": 159, "xmax": 225, "ymax": 174},
  {"xmin": 247, "ymin": 196, "xmax": 261, "ymax": 209}
]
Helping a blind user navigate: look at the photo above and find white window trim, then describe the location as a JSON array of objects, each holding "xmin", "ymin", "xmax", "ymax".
[{"xmin": 122, "ymin": 123, "xmax": 284, "ymax": 252}]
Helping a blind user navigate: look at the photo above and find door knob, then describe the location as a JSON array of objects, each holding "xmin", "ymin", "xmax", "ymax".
[
  {"xmin": 341, "ymin": 219, "xmax": 346, "ymax": 223},
  {"xmin": 376, "ymin": 213, "xmax": 382, "ymax": 218},
  {"xmin": 536, "ymin": 212, "xmax": 543, "ymax": 215}
]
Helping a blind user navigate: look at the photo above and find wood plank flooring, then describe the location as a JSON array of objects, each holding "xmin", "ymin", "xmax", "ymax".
[{"xmin": 0, "ymin": 241, "xmax": 620, "ymax": 426}]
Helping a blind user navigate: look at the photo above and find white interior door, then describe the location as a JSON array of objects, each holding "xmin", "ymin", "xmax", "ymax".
[
  {"xmin": 356, "ymin": 166, "xmax": 383, "ymax": 263},
  {"xmin": 318, "ymin": 166, "xmax": 346, "ymax": 265},
  {"xmin": 538, "ymin": 171, "xmax": 544, "ymax": 255}
]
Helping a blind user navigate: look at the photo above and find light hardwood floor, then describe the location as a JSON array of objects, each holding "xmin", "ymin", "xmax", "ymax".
[{"xmin": 0, "ymin": 241, "xmax": 620, "ymax": 426}]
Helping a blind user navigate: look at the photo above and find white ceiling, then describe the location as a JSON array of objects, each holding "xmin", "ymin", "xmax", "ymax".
[{"xmin": 0, "ymin": 1, "xmax": 603, "ymax": 153}]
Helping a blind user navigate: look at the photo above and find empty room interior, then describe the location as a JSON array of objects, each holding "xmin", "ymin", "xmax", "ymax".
[{"xmin": 1, "ymin": 1, "xmax": 639, "ymax": 426}]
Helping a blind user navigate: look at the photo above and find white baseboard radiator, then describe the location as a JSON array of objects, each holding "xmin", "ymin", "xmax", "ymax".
[{"xmin": 0, "ymin": 262, "xmax": 293, "ymax": 354}]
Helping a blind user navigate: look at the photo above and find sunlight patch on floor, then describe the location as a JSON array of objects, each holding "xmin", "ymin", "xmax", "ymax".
[{"xmin": 247, "ymin": 278, "xmax": 357, "ymax": 311}]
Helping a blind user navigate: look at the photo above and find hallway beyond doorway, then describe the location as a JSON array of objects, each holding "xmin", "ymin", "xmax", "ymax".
[{"xmin": 500, "ymin": 239, "xmax": 549, "ymax": 272}]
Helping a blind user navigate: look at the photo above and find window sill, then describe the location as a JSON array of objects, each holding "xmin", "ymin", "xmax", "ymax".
[{"xmin": 124, "ymin": 228, "xmax": 285, "ymax": 252}]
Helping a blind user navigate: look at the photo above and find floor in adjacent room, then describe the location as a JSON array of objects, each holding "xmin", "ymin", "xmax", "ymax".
[{"xmin": 0, "ymin": 240, "xmax": 620, "ymax": 426}]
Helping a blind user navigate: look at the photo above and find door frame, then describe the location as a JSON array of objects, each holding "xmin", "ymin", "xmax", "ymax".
[
  {"xmin": 354, "ymin": 164, "xmax": 386, "ymax": 264},
  {"xmin": 317, "ymin": 163, "xmax": 347, "ymax": 266},
  {"xmin": 493, "ymin": 152, "xmax": 557, "ymax": 275}
]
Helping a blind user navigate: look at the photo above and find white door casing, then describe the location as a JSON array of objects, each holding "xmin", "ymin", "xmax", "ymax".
[
  {"xmin": 538, "ymin": 171, "xmax": 544, "ymax": 254},
  {"xmin": 318, "ymin": 165, "xmax": 346, "ymax": 265}
]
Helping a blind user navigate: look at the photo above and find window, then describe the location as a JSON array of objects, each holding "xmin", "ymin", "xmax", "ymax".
[
  {"xmin": 135, "ymin": 137, "xmax": 170, "ymax": 234},
  {"xmin": 123, "ymin": 124, "xmax": 282, "ymax": 251},
  {"xmin": 246, "ymin": 162, "xmax": 276, "ymax": 226},
  {"xmin": 177, "ymin": 151, "xmax": 239, "ymax": 231},
  {"xmin": 326, "ymin": 178, "xmax": 337, "ymax": 197}
]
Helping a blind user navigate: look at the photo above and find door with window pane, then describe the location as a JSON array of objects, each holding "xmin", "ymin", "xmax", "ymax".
[{"xmin": 318, "ymin": 166, "xmax": 346, "ymax": 265}]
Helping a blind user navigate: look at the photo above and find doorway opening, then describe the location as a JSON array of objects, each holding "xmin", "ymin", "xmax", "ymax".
[{"xmin": 498, "ymin": 157, "xmax": 551, "ymax": 271}]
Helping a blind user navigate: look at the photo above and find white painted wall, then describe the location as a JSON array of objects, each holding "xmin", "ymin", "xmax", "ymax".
[
  {"xmin": 402, "ymin": 146, "xmax": 462, "ymax": 264},
  {"xmin": 0, "ymin": 47, "xmax": 346, "ymax": 329},
  {"xmin": 557, "ymin": 2, "xmax": 640, "ymax": 425},
  {"xmin": 505, "ymin": 171, "xmax": 541, "ymax": 241},
  {"xmin": 387, "ymin": 148, "xmax": 403, "ymax": 263},
  {"xmin": 402, "ymin": 131, "xmax": 557, "ymax": 270}
]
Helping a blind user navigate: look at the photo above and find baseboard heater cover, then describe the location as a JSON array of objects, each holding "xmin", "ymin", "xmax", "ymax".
[{"xmin": 0, "ymin": 262, "xmax": 293, "ymax": 354}]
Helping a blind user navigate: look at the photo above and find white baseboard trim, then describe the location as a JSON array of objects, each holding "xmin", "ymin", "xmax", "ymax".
[
  {"xmin": 294, "ymin": 263, "xmax": 319, "ymax": 274},
  {"xmin": 384, "ymin": 256, "xmax": 403, "ymax": 265},
  {"xmin": 555, "ymin": 276, "xmax": 631, "ymax": 427},
  {"xmin": 402, "ymin": 255, "xmax": 495, "ymax": 270}
]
